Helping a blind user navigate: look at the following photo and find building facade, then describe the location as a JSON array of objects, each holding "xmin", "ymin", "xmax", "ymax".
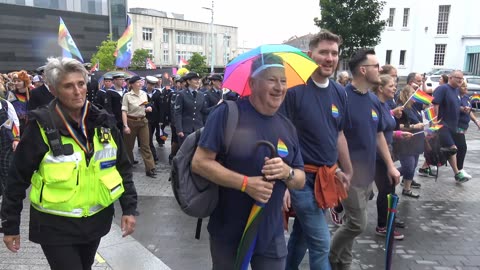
[
  {"xmin": 0, "ymin": 0, "xmax": 126, "ymax": 72},
  {"xmin": 375, "ymin": 0, "xmax": 480, "ymax": 76},
  {"xmin": 129, "ymin": 8, "xmax": 238, "ymax": 71}
]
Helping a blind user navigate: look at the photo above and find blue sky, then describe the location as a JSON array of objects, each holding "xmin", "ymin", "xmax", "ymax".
[{"xmin": 129, "ymin": 0, "xmax": 320, "ymax": 48}]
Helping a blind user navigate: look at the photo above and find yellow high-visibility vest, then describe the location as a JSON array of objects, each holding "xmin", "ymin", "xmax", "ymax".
[{"xmin": 29, "ymin": 123, "xmax": 125, "ymax": 218}]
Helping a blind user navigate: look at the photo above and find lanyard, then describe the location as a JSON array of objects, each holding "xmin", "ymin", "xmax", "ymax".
[{"xmin": 55, "ymin": 101, "xmax": 91, "ymax": 153}]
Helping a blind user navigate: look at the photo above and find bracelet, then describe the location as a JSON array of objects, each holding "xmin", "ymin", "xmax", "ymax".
[
  {"xmin": 394, "ymin": 130, "xmax": 402, "ymax": 138},
  {"xmin": 241, "ymin": 175, "xmax": 248, "ymax": 192}
]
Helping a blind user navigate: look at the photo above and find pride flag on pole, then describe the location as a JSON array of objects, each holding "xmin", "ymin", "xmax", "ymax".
[
  {"xmin": 114, "ymin": 15, "xmax": 133, "ymax": 68},
  {"xmin": 423, "ymin": 107, "xmax": 437, "ymax": 122},
  {"xmin": 146, "ymin": 58, "xmax": 157, "ymax": 69},
  {"xmin": 412, "ymin": 90, "xmax": 434, "ymax": 105},
  {"xmin": 58, "ymin": 17, "xmax": 84, "ymax": 62}
]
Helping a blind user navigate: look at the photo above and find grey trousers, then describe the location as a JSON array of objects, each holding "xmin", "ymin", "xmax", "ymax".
[{"xmin": 329, "ymin": 184, "xmax": 373, "ymax": 269}]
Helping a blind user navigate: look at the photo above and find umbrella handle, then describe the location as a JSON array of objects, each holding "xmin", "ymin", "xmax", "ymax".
[{"xmin": 254, "ymin": 140, "xmax": 279, "ymax": 182}]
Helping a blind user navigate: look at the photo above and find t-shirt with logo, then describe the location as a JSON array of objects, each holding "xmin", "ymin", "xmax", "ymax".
[
  {"xmin": 343, "ymin": 84, "xmax": 385, "ymax": 187},
  {"xmin": 198, "ymin": 98, "xmax": 304, "ymax": 258},
  {"xmin": 280, "ymin": 78, "xmax": 347, "ymax": 168},
  {"xmin": 432, "ymin": 84, "xmax": 461, "ymax": 132}
]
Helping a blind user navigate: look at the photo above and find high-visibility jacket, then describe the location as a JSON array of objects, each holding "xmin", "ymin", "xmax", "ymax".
[{"xmin": 29, "ymin": 123, "xmax": 125, "ymax": 218}]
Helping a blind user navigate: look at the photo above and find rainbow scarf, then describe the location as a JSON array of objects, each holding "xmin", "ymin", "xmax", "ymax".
[{"xmin": 412, "ymin": 90, "xmax": 434, "ymax": 105}]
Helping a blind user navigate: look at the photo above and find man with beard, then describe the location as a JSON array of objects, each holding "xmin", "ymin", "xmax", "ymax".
[{"xmin": 329, "ymin": 49, "xmax": 400, "ymax": 269}]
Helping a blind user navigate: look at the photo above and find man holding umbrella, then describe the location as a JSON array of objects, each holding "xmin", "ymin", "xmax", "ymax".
[
  {"xmin": 281, "ymin": 30, "xmax": 353, "ymax": 270},
  {"xmin": 192, "ymin": 53, "xmax": 305, "ymax": 269}
]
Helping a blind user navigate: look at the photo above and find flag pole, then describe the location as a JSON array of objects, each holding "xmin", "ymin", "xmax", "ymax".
[{"xmin": 403, "ymin": 89, "xmax": 418, "ymax": 107}]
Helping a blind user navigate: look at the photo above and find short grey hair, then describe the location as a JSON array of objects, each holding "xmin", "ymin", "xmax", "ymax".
[
  {"xmin": 337, "ymin": 71, "xmax": 349, "ymax": 79},
  {"xmin": 44, "ymin": 57, "xmax": 88, "ymax": 90}
]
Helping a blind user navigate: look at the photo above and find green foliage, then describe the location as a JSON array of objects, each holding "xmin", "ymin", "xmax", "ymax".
[
  {"xmin": 90, "ymin": 35, "xmax": 117, "ymax": 71},
  {"xmin": 315, "ymin": 0, "xmax": 386, "ymax": 60},
  {"xmin": 130, "ymin": 49, "xmax": 152, "ymax": 70},
  {"xmin": 185, "ymin": 53, "xmax": 208, "ymax": 75}
]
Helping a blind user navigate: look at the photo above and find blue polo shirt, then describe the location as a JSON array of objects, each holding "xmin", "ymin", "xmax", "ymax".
[
  {"xmin": 433, "ymin": 84, "xmax": 461, "ymax": 131},
  {"xmin": 280, "ymin": 78, "xmax": 347, "ymax": 167},
  {"xmin": 458, "ymin": 95, "xmax": 471, "ymax": 130},
  {"xmin": 199, "ymin": 99, "xmax": 304, "ymax": 258},
  {"xmin": 344, "ymin": 84, "xmax": 384, "ymax": 187}
]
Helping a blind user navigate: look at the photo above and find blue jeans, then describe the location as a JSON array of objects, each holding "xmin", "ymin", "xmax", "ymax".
[
  {"xmin": 286, "ymin": 174, "xmax": 331, "ymax": 270},
  {"xmin": 398, "ymin": 154, "xmax": 419, "ymax": 180}
]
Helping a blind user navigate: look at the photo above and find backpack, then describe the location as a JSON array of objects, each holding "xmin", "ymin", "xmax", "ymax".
[
  {"xmin": 424, "ymin": 133, "xmax": 452, "ymax": 180},
  {"xmin": 170, "ymin": 100, "xmax": 238, "ymax": 218}
]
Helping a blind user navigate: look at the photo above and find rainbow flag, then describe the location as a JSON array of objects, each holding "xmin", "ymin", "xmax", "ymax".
[
  {"xmin": 428, "ymin": 124, "xmax": 443, "ymax": 133},
  {"xmin": 12, "ymin": 122, "xmax": 19, "ymax": 138},
  {"xmin": 412, "ymin": 90, "xmax": 434, "ymax": 105},
  {"xmin": 58, "ymin": 17, "xmax": 84, "ymax": 62},
  {"xmin": 423, "ymin": 107, "xmax": 437, "ymax": 122},
  {"xmin": 470, "ymin": 94, "xmax": 480, "ymax": 103},
  {"xmin": 114, "ymin": 15, "xmax": 133, "ymax": 68}
]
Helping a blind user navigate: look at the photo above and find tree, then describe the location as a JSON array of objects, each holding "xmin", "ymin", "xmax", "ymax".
[
  {"xmin": 90, "ymin": 35, "xmax": 117, "ymax": 71},
  {"xmin": 185, "ymin": 53, "xmax": 208, "ymax": 75},
  {"xmin": 130, "ymin": 49, "xmax": 152, "ymax": 70},
  {"xmin": 315, "ymin": 0, "xmax": 386, "ymax": 60}
]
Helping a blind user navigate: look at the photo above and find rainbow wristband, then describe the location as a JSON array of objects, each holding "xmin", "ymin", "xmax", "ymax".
[{"xmin": 241, "ymin": 176, "xmax": 248, "ymax": 192}]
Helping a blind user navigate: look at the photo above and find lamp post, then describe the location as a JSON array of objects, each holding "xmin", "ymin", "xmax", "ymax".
[{"xmin": 202, "ymin": 1, "xmax": 214, "ymax": 74}]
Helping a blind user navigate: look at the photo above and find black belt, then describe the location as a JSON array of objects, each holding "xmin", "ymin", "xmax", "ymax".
[{"xmin": 127, "ymin": 115, "xmax": 145, "ymax": 121}]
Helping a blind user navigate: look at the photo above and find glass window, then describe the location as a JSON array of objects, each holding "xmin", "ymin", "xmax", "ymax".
[
  {"xmin": 388, "ymin": 8, "xmax": 395, "ymax": 27},
  {"xmin": 434, "ymin": 44, "xmax": 446, "ymax": 66},
  {"xmin": 163, "ymin": 31, "xmax": 169, "ymax": 43},
  {"xmin": 399, "ymin": 50, "xmax": 406, "ymax": 66},
  {"xmin": 437, "ymin": 5, "xmax": 450, "ymax": 34},
  {"xmin": 386, "ymin": 50, "xmax": 392, "ymax": 65},
  {"xmin": 403, "ymin": 8, "xmax": 409, "ymax": 27},
  {"xmin": 143, "ymin": 28, "xmax": 153, "ymax": 41},
  {"xmin": 146, "ymin": 49, "xmax": 154, "ymax": 59},
  {"xmin": 163, "ymin": 50, "xmax": 169, "ymax": 64}
]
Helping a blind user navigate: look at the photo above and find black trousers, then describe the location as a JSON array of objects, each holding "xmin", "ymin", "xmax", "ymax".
[
  {"xmin": 148, "ymin": 121, "xmax": 160, "ymax": 160},
  {"xmin": 452, "ymin": 132, "xmax": 467, "ymax": 170},
  {"xmin": 374, "ymin": 158, "xmax": 396, "ymax": 228},
  {"xmin": 41, "ymin": 238, "xmax": 101, "ymax": 270}
]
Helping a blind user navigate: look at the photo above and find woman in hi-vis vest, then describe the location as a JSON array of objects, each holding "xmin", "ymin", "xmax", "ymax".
[{"xmin": 0, "ymin": 57, "xmax": 137, "ymax": 270}]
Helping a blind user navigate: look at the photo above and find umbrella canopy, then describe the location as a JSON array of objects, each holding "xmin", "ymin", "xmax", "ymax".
[
  {"xmin": 234, "ymin": 140, "xmax": 277, "ymax": 270},
  {"xmin": 223, "ymin": 44, "xmax": 317, "ymax": 97}
]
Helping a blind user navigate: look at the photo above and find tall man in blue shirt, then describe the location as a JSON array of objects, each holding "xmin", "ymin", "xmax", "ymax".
[
  {"xmin": 433, "ymin": 70, "xmax": 471, "ymax": 183},
  {"xmin": 329, "ymin": 49, "xmax": 400, "ymax": 270},
  {"xmin": 281, "ymin": 30, "xmax": 353, "ymax": 270}
]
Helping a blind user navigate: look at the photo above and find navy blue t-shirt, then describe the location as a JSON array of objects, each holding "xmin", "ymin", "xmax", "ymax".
[
  {"xmin": 377, "ymin": 98, "xmax": 396, "ymax": 145},
  {"xmin": 458, "ymin": 95, "xmax": 471, "ymax": 130},
  {"xmin": 198, "ymin": 99, "xmax": 304, "ymax": 258},
  {"xmin": 433, "ymin": 84, "xmax": 461, "ymax": 131},
  {"xmin": 280, "ymin": 78, "xmax": 347, "ymax": 167},
  {"xmin": 344, "ymin": 85, "xmax": 384, "ymax": 187}
]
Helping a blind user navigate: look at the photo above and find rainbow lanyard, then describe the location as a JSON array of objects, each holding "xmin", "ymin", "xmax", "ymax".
[{"xmin": 55, "ymin": 101, "xmax": 91, "ymax": 153}]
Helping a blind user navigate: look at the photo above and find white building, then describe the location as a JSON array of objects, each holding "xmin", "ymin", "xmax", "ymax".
[
  {"xmin": 128, "ymin": 8, "xmax": 238, "ymax": 70},
  {"xmin": 375, "ymin": 0, "xmax": 480, "ymax": 76}
]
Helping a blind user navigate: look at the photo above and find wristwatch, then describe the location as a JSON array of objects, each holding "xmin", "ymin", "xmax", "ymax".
[{"xmin": 284, "ymin": 168, "xmax": 294, "ymax": 183}]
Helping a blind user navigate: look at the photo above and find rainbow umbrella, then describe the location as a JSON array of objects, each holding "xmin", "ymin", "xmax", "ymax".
[
  {"xmin": 234, "ymin": 140, "xmax": 277, "ymax": 270},
  {"xmin": 385, "ymin": 193, "xmax": 399, "ymax": 270},
  {"xmin": 223, "ymin": 44, "xmax": 317, "ymax": 97}
]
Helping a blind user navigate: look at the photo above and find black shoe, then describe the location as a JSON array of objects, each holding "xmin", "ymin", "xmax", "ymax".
[
  {"xmin": 133, "ymin": 160, "xmax": 139, "ymax": 165},
  {"xmin": 146, "ymin": 170, "xmax": 157, "ymax": 178},
  {"xmin": 395, "ymin": 219, "xmax": 406, "ymax": 228}
]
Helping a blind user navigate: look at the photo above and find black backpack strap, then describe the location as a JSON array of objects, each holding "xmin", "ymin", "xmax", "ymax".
[{"xmin": 195, "ymin": 100, "xmax": 239, "ymax": 240}]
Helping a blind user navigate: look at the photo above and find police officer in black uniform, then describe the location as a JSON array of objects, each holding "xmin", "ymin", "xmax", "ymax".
[
  {"xmin": 105, "ymin": 73, "xmax": 127, "ymax": 133},
  {"xmin": 174, "ymin": 72, "xmax": 208, "ymax": 146},
  {"xmin": 204, "ymin": 74, "xmax": 223, "ymax": 114},
  {"xmin": 94, "ymin": 74, "xmax": 113, "ymax": 109},
  {"xmin": 144, "ymin": 76, "xmax": 162, "ymax": 162}
]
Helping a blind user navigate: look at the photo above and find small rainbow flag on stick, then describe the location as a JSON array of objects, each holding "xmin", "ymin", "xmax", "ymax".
[
  {"xmin": 411, "ymin": 90, "xmax": 434, "ymax": 105},
  {"xmin": 428, "ymin": 124, "xmax": 443, "ymax": 132},
  {"xmin": 423, "ymin": 107, "xmax": 437, "ymax": 122},
  {"xmin": 470, "ymin": 94, "xmax": 480, "ymax": 103}
]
